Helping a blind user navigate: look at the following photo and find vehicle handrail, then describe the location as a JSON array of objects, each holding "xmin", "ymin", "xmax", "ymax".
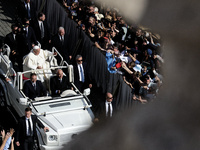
[
  {"xmin": 52, "ymin": 47, "xmax": 63, "ymax": 66},
  {"xmin": 31, "ymin": 95, "xmax": 84, "ymax": 105},
  {"xmin": 62, "ymin": 60, "xmax": 68, "ymax": 66},
  {"xmin": 0, "ymin": 52, "xmax": 16, "ymax": 87},
  {"xmin": 71, "ymin": 83, "xmax": 80, "ymax": 93},
  {"xmin": 0, "ymin": 53, "xmax": 10, "ymax": 69},
  {"xmin": 11, "ymin": 68, "xmax": 16, "ymax": 87},
  {"xmin": 17, "ymin": 72, "xmax": 23, "ymax": 91},
  {"xmin": 31, "ymin": 94, "xmax": 92, "ymax": 111},
  {"xmin": 17, "ymin": 66, "xmax": 68, "ymax": 92},
  {"xmin": 21, "ymin": 66, "xmax": 68, "ymax": 75},
  {"xmin": 2, "ymin": 44, "xmax": 11, "ymax": 57},
  {"xmin": 83, "ymin": 94, "xmax": 92, "ymax": 107},
  {"xmin": 36, "ymin": 106, "xmax": 91, "ymax": 117},
  {"xmin": 70, "ymin": 83, "xmax": 92, "ymax": 107},
  {"xmin": 29, "ymin": 95, "xmax": 92, "ymax": 116}
]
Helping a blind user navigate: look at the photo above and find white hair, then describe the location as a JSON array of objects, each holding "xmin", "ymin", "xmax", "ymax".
[
  {"xmin": 58, "ymin": 26, "xmax": 65, "ymax": 32},
  {"xmin": 76, "ymin": 55, "xmax": 82, "ymax": 60}
]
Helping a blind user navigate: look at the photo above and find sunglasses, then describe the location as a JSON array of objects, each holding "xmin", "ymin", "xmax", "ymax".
[
  {"xmin": 77, "ymin": 60, "xmax": 83, "ymax": 62},
  {"xmin": 107, "ymin": 97, "xmax": 113, "ymax": 99}
]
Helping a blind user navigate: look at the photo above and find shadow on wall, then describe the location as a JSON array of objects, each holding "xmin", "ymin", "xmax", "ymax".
[{"xmin": 62, "ymin": 0, "xmax": 200, "ymax": 149}]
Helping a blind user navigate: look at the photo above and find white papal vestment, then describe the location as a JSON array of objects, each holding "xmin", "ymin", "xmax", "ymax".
[{"xmin": 23, "ymin": 49, "xmax": 54, "ymax": 82}]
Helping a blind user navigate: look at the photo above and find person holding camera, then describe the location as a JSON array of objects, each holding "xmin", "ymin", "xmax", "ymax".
[{"xmin": 15, "ymin": 107, "xmax": 49, "ymax": 150}]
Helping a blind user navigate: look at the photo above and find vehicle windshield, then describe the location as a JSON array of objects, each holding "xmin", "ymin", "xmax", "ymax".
[{"xmin": 32, "ymin": 95, "xmax": 87, "ymax": 114}]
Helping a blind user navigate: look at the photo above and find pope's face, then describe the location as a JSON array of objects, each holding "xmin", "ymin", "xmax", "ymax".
[{"xmin": 34, "ymin": 48, "xmax": 40, "ymax": 55}]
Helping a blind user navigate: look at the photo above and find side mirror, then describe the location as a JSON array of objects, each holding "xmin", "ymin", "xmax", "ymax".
[
  {"xmin": 19, "ymin": 98, "xmax": 28, "ymax": 105},
  {"xmin": 83, "ymin": 88, "xmax": 90, "ymax": 96}
]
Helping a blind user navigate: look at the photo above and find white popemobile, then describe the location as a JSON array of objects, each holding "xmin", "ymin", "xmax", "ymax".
[{"xmin": 0, "ymin": 44, "xmax": 94, "ymax": 150}]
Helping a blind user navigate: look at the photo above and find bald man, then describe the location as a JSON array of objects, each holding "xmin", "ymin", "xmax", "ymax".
[
  {"xmin": 94, "ymin": 92, "xmax": 115, "ymax": 122},
  {"xmin": 50, "ymin": 69, "xmax": 72, "ymax": 96}
]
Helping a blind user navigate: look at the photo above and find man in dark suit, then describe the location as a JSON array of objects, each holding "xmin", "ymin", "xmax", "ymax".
[
  {"xmin": 16, "ymin": 19, "xmax": 37, "ymax": 71},
  {"xmin": 15, "ymin": 107, "xmax": 49, "ymax": 150},
  {"xmin": 4, "ymin": 24, "xmax": 18, "ymax": 53},
  {"xmin": 23, "ymin": 73, "xmax": 47, "ymax": 100},
  {"xmin": 51, "ymin": 27, "xmax": 72, "ymax": 64},
  {"xmin": 25, "ymin": 21, "xmax": 37, "ymax": 50},
  {"xmin": 4, "ymin": 24, "xmax": 20, "ymax": 71},
  {"xmin": 50, "ymin": 69, "xmax": 72, "ymax": 96},
  {"xmin": 73, "ymin": 55, "xmax": 92, "ymax": 92},
  {"xmin": 94, "ymin": 92, "xmax": 115, "ymax": 122},
  {"xmin": 16, "ymin": 19, "xmax": 37, "ymax": 54},
  {"xmin": 17, "ymin": 0, "xmax": 36, "ymax": 21},
  {"xmin": 32, "ymin": 12, "xmax": 51, "ymax": 49}
]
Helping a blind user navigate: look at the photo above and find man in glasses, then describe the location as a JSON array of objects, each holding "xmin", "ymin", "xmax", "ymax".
[
  {"xmin": 94, "ymin": 92, "xmax": 114, "ymax": 122},
  {"xmin": 73, "ymin": 55, "xmax": 92, "ymax": 92}
]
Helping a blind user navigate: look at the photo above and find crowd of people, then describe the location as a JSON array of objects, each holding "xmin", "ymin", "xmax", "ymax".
[
  {"xmin": 0, "ymin": 0, "xmax": 165, "ymax": 149},
  {"xmin": 59, "ymin": 0, "xmax": 164, "ymax": 103}
]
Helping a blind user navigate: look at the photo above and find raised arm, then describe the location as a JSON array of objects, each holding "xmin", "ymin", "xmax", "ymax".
[{"xmin": 121, "ymin": 61, "xmax": 133, "ymax": 74}]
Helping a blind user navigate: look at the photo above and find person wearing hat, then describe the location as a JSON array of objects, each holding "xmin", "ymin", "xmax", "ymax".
[{"xmin": 23, "ymin": 46, "xmax": 57, "ymax": 84}]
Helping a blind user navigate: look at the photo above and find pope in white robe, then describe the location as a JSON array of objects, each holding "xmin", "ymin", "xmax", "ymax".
[{"xmin": 23, "ymin": 46, "xmax": 57, "ymax": 83}]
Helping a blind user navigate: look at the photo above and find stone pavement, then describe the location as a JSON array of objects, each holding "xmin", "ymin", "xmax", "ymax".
[{"xmin": 0, "ymin": 0, "xmax": 19, "ymax": 40}]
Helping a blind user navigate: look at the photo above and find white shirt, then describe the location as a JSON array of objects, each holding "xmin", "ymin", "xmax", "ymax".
[
  {"xmin": 59, "ymin": 35, "xmax": 64, "ymax": 41},
  {"xmin": 120, "ymin": 50, "xmax": 134, "ymax": 63},
  {"xmin": 105, "ymin": 101, "xmax": 113, "ymax": 117},
  {"xmin": 24, "ymin": 2, "xmax": 30, "ymax": 10},
  {"xmin": 13, "ymin": 33, "xmax": 16, "ymax": 41},
  {"xmin": 26, "ymin": 116, "xmax": 33, "ymax": 136},
  {"xmin": 77, "ymin": 63, "xmax": 84, "ymax": 82},
  {"xmin": 38, "ymin": 21, "xmax": 43, "ymax": 30},
  {"xmin": 122, "ymin": 26, "xmax": 127, "ymax": 41},
  {"xmin": 25, "ymin": 27, "xmax": 29, "ymax": 36}
]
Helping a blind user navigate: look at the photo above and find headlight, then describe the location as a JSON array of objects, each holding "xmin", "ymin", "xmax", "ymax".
[{"xmin": 48, "ymin": 135, "xmax": 58, "ymax": 141}]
